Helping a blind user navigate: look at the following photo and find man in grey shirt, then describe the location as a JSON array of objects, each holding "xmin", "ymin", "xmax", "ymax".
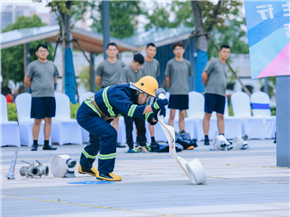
[
  {"xmin": 24, "ymin": 44, "xmax": 59, "ymax": 151},
  {"xmin": 141, "ymin": 43, "xmax": 161, "ymax": 147},
  {"xmin": 202, "ymin": 45, "xmax": 231, "ymax": 145},
  {"xmin": 95, "ymin": 42, "xmax": 126, "ymax": 148},
  {"xmin": 120, "ymin": 54, "xmax": 147, "ymax": 153},
  {"xmin": 165, "ymin": 41, "xmax": 193, "ymax": 140}
]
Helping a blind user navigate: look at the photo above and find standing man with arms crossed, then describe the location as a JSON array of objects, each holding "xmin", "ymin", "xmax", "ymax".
[
  {"xmin": 141, "ymin": 43, "xmax": 161, "ymax": 146},
  {"xmin": 120, "ymin": 54, "xmax": 147, "ymax": 153},
  {"xmin": 165, "ymin": 41, "xmax": 193, "ymax": 138},
  {"xmin": 24, "ymin": 44, "xmax": 59, "ymax": 151},
  {"xmin": 202, "ymin": 45, "xmax": 231, "ymax": 145},
  {"xmin": 95, "ymin": 42, "xmax": 126, "ymax": 148}
]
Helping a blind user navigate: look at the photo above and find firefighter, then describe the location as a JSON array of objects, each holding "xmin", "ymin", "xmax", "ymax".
[{"xmin": 77, "ymin": 76, "xmax": 168, "ymax": 181}]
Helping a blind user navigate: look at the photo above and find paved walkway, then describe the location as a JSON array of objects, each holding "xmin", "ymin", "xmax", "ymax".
[{"xmin": 1, "ymin": 140, "xmax": 289, "ymax": 217}]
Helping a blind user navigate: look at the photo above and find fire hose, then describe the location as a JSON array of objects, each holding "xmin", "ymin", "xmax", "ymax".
[{"xmin": 155, "ymin": 88, "xmax": 207, "ymax": 185}]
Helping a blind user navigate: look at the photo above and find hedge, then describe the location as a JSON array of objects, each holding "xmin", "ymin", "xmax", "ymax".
[
  {"xmin": 7, "ymin": 103, "xmax": 80, "ymax": 121},
  {"xmin": 8, "ymin": 103, "xmax": 275, "ymax": 121}
]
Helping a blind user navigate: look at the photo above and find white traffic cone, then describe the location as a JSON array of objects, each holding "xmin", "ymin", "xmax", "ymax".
[{"xmin": 5, "ymin": 149, "xmax": 18, "ymax": 180}]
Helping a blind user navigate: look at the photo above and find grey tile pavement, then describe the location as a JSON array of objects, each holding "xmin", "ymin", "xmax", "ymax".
[{"xmin": 1, "ymin": 139, "xmax": 289, "ymax": 217}]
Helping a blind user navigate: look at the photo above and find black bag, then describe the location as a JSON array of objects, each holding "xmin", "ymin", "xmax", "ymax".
[
  {"xmin": 175, "ymin": 132, "xmax": 198, "ymax": 148},
  {"xmin": 150, "ymin": 142, "xmax": 183, "ymax": 152}
]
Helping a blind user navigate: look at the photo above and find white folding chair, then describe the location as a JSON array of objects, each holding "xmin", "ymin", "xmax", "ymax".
[
  {"xmin": 51, "ymin": 93, "xmax": 82, "ymax": 145},
  {"xmin": 251, "ymin": 91, "xmax": 276, "ymax": 139},
  {"xmin": 231, "ymin": 92, "xmax": 265, "ymax": 139},
  {"xmin": 15, "ymin": 93, "xmax": 48, "ymax": 146},
  {"xmin": 186, "ymin": 92, "xmax": 217, "ymax": 141},
  {"xmin": 224, "ymin": 97, "xmax": 243, "ymax": 139},
  {"xmin": 1, "ymin": 95, "xmax": 20, "ymax": 147},
  {"xmin": 79, "ymin": 92, "xmax": 94, "ymax": 144}
]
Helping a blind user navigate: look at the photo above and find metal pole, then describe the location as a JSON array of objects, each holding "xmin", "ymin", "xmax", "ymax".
[
  {"xmin": 276, "ymin": 76, "xmax": 290, "ymax": 167},
  {"xmin": 102, "ymin": 1, "xmax": 110, "ymax": 60},
  {"xmin": 264, "ymin": 77, "xmax": 268, "ymax": 94},
  {"xmin": 90, "ymin": 53, "xmax": 95, "ymax": 92},
  {"xmin": 62, "ymin": 38, "xmax": 65, "ymax": 93},
  {"xmin": 24, "ymin": 43, "xmax": 31, "ymax": 93}
]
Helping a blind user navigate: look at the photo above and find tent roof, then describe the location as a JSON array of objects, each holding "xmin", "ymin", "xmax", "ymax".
[
  {"xmin": 1, "ymin": 26, "xmax": 194, "ymax": 52},
  {"xmin": 121, "ymin": 27, "xmax": 194, "ymax": 49},
  {"xmin": 1, "ymin": 25, "xmax": 137, "ymax": 52}
]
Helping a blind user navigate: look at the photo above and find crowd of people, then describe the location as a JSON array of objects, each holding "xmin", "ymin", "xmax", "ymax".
[{"xmin": 4, "ymin": 41, "xmax": 230, "ymax": 181}]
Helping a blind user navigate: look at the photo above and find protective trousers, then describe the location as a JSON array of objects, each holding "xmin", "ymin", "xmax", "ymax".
[
  {"xmin": 76, "ymin": 103, "xmax": 117, "ymax": 174},
  {"xmin": 124, "ymin": 116, "xmax": 146, "ymax": 149}
]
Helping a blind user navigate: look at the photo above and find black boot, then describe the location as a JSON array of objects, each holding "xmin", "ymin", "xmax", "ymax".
[
  {"xmin": 43, "ymin": 140, "xmax": 57, "ymax": 150},
  {"xmin": 204, "ymin": 135, "xmax": 210, "ymax": 146},
  {"xmin": 31, "ymin": 140, "xmax": 38, "ymax": 151}
]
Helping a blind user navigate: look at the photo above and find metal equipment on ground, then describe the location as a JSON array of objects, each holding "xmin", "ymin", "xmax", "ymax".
[
  {"xmin": 51, "ymin": 155, "xmax": 77, "ymax": 178},
  {"xmin": 5, "ymin": 149, "xmax": 18, "ymax": 180}
]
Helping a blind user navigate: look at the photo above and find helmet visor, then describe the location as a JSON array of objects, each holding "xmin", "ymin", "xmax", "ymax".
[{"xmin": 140, "ymin": 93, "xmax": 150, "ymax": 105}]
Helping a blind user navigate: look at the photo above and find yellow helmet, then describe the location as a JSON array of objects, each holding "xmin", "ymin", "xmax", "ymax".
[{"xmin": 132, "ymin": 76, "xmax": 159, "ymax": 97}]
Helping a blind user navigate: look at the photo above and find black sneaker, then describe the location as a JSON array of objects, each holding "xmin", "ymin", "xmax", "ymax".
[
  {"xmin": 204, "ymin": 139, "xmax": 210, "ymax": 146},
  {"xmin": 43, "ymin": 144, "xmax": 57, "ymax": 150},
  {"xmin": 179, "ymin": 130, "xmax": 186, "ymax": 134},
  {"xmin": 31, "ymin": 144, "xmax": 38, "ymax": 151}
]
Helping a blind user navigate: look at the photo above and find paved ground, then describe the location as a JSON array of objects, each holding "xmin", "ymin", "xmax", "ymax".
[{"xmin": 1, "ymin": 140, "xmax": 289, "ymax": 217}]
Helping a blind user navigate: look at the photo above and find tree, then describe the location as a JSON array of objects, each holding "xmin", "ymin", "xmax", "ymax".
[
  {"xmin": 74, "ymin": 1, "xmax": 144, "ymax": 39},
  {"xmin": 145, "ymin": 1, "xmax": 194, "ymax": 31},
  {"xmin": 1, "ymin": 15, "xmax": 54, "ymax": 87},
  {"xmin": 191, "ymin": 1, "xmax": 249, "ymax": 93},
  {"xmin": 147, "ymin": 1, "xmax": 247, "ymax": 56},
  {"xmin": 34, "ymin": 0, "xmax": 83, "ymax": 103}
]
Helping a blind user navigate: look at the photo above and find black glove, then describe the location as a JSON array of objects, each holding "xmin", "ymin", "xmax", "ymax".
[
  {"xmin": 146, "ymin": 112, "xmax": 158, "ymax": 125},
  {"xmin": 160, "ymin": 107, "xmax": 166, "ymax": 117},
  {"xmin": 151, "ymin": 98, "xmax": 168, "ymax": 113}
]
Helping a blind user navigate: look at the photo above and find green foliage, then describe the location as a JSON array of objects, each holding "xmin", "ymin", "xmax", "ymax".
[
  {"xmin": 147, "ymin": 1, "xmax": 248, "ymax": 58},
  {"xmin": 270, "ymin": 106, "xmax": 276, "ymax": 116},
  {"xmin": 70, "ymin": 103, "xmax": 80, "ymax": 119},
  {"xmin": 75, "ymin": 1, "xmax": 144, "ymax": 39},
  {"xmin": 7, "ymin": 103, "xmax": 18, "ymax": 121},
  {"xmin": 79, "ymin": 66, "xmax": 101, "ymax": 92},
  {"xmin": 228, "ymin": 105, "xmax": 234, "ymax": 116},
  {"xmin": 1, "ymin": 15, "xmax": 54, "ymax": 87},
  {"xmin": 197, "ymin": 1, "xmax": 243, "ymax": 32},
  {"xmin": 207, "ymin": 18, "xmax": 249, "ymax": 59},
  {"xmin": 7, "ymin": 102, "xmax": 80, "ymax": 121},
  {"xmin": 146, "ymin": 1, "xmax": 194, "ymax": 30}
]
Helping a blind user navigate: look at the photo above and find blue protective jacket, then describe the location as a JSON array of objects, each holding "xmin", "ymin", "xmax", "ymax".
[{"xmin": 84, "ymin": 83, "xmax": 156, "ymax": 124}]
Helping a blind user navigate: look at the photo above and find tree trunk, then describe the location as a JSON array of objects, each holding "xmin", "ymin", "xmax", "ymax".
[
  {"xmin": 58, "ymin": 2, "xmax": 72, "ymax": 48},
  {"xmin": 191, "ymin": 1, "xmax": 208, "ymax": 52},
  {"xmin": 191, "ymin": 1, "xmax": 208, "ymax": 92},
  {"xmin": 57, "ymin": 1, "xmax": 77, "ymax": 103}
]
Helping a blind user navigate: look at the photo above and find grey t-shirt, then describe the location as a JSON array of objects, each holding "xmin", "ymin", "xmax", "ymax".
[
  {"xmin": 204, "ymin": 58, "xmax": 228, "ymax": 96},
  {"xmin": 164, "ymin": 58, "xmax": 193, "ymax": 95},
  {"xmin": 141, "ymin": 59, "xmax": 160, "ymax": 79},
  {"xmin": 120, "ymin": 65, "xmax": 146, "ymax": 83},
  {"xmin": 95, "ymin": 59, "xmax": 126, "ymax": 88},
  {"xmin": 25, "ymin": 60, "xmax": 59, "ymax": 97}
]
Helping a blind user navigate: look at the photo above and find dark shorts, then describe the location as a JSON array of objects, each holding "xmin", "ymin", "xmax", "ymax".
[
  {"xmin": 204, "ymin": 93, "xmax": 225, "ymax": 114},
  {"xmin": 31, "ymin": 97, "xmax": 56, "ymax": 119},
  {"xmin": 168, "ymin": 95, "xmax": 189, "ymax": 110}
]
